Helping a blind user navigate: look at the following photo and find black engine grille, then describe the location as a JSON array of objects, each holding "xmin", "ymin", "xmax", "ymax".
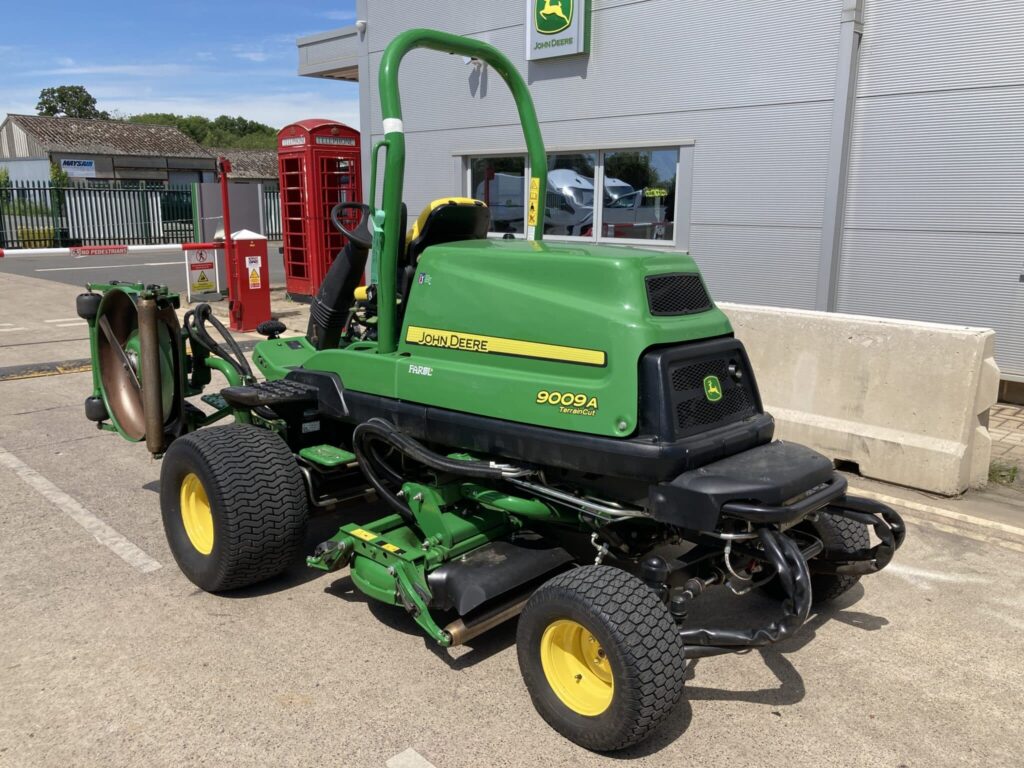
[
  {"xmin": 671, "ymin": 356, "xmax": 755, "ymax": 435},
  {"xmin": 645, "ymin": 273, "xmax": 712, "ymax": 316}
]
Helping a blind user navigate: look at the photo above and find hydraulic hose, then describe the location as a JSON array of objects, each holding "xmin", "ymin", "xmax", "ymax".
[
  {"xmin": 679, "ymin": 528, "xmax": 812, "ymax": 656},
  {"xmin": 353, "ymin": 418, "xmax": 511, "ymax": 480},
  {"xmin": 350, "ymin": 418, "xmax": 522, "ymax": 533},
  {"xmin": 184, "ymin": 304, "xmax": 253, "ymax": 382}
]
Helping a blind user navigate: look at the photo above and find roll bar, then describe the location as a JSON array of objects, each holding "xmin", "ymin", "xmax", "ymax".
[{"xmin": 373, "ymin": 28, "xmax": 548, "ymax": 353}]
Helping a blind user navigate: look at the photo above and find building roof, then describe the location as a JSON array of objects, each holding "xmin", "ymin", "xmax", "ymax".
[
  {"xmin": 6, "ymin": 114, "xmax": 212, "ymax": 158},
  {"xmin": 208, "ymin": 148, "xmax": 278, "ymax": 179}
]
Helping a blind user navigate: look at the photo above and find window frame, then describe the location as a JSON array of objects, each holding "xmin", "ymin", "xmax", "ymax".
[{"xmin": 461, "ymin": 143, "xmax": 691, "ymax": 248}]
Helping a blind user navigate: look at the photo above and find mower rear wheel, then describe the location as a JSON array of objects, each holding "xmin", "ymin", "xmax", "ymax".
[
  {"xmin": 159, "ymin": 424, "xmax": 308, "ymax": 592},
  {"xmin": 516, "ymin": 565, "xmax": 686, "ymax": 752},
  {"xmin": 764, "ymin": 510, "xmax": 871, "ymax": 605}
]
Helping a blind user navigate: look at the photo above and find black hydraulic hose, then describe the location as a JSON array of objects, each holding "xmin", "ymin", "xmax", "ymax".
[
  {"xmin": 352, "ymin": 427, "xmax": 420, "ymax": 530},
  {"xmin": 679, "ymin": 528, "xmax": 812, "ymax": 652},
  {"xmin": 350, "ymin": 418, "xmax": 517, "ymax": 534},
  {"xmin": 185, "ymin": 304, "xmax": 253, "ymax": 381},
  {"xmin": 354, "ymin": 418, "xmax": 509, "ymax": 480}
]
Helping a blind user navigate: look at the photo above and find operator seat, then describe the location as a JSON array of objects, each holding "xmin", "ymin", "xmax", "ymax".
[{"xmin": 398, "ymin": 198, "xmax": 490, "ymax": 306}]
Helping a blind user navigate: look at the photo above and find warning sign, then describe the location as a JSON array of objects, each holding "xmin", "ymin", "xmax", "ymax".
[
  {"xmin": 527, "ymin": 176, "xmax": 540, "ymax": 227},
  {"xmin": 185, "ymin": 248, "xmax": 219, "ymax": 301},
  {"xmin": 246, "ymin": 255, "xmax": 262, "ymax": 290}
]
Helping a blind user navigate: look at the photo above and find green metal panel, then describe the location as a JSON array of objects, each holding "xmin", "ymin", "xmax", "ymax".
[{"xmin": 256, "ymin": 239, "xmax": 731, "ymax": 438}]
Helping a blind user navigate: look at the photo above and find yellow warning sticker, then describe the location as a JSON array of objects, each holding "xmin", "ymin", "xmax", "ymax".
[
  {"xmin": 527, "ymin": 177, "xmax": 540, "ymax": 226},
  {"xmin": 380, "ymin": 543, "xmax": 402, "ymax": 554},
  {"xmin": 349, "ymin": 528, "xmax": 378, "ymax": 542},
  {"xmin": 194, "ymin": 270, "xmax": 214, "ymax": 292},
  {"xmin": 245, "ymin": 255, "xmax": 262, "ymax": 289}
]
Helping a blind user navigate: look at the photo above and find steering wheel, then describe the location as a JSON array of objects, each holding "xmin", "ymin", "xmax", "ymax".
[{"xmin": 330, "ymin": 202, "xmax": 373, "ymax": 250}]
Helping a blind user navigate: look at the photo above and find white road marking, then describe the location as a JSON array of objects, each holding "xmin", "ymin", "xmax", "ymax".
[
  {"xmin": 0, "ymin": 327, "xmax": 28, "ymax": 333},
  {"xmin": 386, "ymin": 749, "xmax": 438, "ymax": 768},
  {"xmin": 884, "ymin": 563, "xmax": 990, "ymax": 587},
  {"xmin": 56, "ymin": 322, "xmax": 88, "ymax": 328},
  {"xmin": 35, "ymin": 261, "xmax": 181, "ymax": 272},
  {"xmin": 0, "ymin": 322, "xmax": 15, "ymax": 326},
  {"xmin": 849, "ymin": 485, "xmax": 1024, "ymax": 539},
  {"xmin": 44, "ymin": 318, "xmax": 81, "ymax": 323},
  {"xmin": 0, "ymin": 446, "xmax": 161, "ymax": 573}
]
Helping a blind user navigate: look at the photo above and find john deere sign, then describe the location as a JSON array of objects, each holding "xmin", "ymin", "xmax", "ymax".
[{"xmin": 527, "ymin": 0, "xmax": 590, "ymax": 61}]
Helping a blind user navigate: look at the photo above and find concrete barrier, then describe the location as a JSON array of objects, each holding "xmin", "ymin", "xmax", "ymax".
[{"xmin": 719, "ymin": 303, "xmax": 1000, "ymax": 496}]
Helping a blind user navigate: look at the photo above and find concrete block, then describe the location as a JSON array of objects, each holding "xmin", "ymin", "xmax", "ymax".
[{"xmin": 719, "ymin": 302, "xmax": 999, "ymax": 496}]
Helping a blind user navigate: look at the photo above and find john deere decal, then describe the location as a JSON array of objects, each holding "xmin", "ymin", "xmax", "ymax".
[
  {"xmin": 703, "ymin": 375, "xmax": 723, "ymax": 402},
  {"xmin": 527, "ymin": 0, "xmax": 589, "ymax": 61},
  {"xmin": 536, "ymin": 0, "xmax": 573, "ymax": 35}
]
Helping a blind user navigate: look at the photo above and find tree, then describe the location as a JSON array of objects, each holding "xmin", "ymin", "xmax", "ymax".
[
  {"xmin": 36, "ymin": 86, "xmax": 110, "ymax": 119},
  {"xmin": 604, "ymin": 152, "xmax": 657, "ymax": 190},
  {"xmin": 126, "ymin": 113, "xmax": 277, "ymax": 149}
]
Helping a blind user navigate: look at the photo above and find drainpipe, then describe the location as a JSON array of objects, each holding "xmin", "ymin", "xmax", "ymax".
[{"xmin": 815, "ymin": 0, "xmax": 864, "ymax": 311}]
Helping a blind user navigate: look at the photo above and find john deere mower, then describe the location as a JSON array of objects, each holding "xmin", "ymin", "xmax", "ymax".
[{"xmin": 76, "ymin": 30, "xmax": 904, "ymax": 751}]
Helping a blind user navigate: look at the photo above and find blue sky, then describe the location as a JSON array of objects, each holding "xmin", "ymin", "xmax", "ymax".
[{"xmin": 0, "ymin": 1, "xmax": 360, "ymax": 129}]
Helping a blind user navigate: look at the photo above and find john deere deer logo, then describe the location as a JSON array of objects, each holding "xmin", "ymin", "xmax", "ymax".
[
  {"xmin": 536, "ymin": 0, "xmax": 573, "ymax": 35},
  {"xmin": 703, "ymin": 375, "xmax": 723, "ymax": 402}
]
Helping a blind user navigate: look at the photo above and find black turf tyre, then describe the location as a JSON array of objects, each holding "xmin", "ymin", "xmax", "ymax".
[
  {"xmin": 159, "ymin": 424, "xmax": 308, "ymax": 592},
  {"xmin": 516, "ymin": 565, "xmax": 686, "ymax": 752},
  {"xmin": 764, "ymin": 511, "xmax": 871, "ymax": 604}
]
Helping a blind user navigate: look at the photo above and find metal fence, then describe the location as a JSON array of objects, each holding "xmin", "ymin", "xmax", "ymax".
[
  {"xmin": 262, "ymin": 187, "xmax": 282, "ymax": 240},
  {"xmin": 0, "ymin": 180, "xmax": 196, "ymax": 249}
]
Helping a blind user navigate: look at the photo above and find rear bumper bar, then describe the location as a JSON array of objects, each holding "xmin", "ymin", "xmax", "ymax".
[{"xmin": 678, "ymin": 494, "xmax": 905, "ymax": 658}]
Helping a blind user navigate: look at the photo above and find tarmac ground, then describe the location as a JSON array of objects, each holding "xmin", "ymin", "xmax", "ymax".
[{"xmin": 1, "ymin": 270, "xmax": 1022, "ymax": 768}]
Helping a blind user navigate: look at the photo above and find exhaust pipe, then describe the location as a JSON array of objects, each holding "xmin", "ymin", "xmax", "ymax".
[
  {"xmin": 137, "ymin": 294, "xmax": 165, "ymax": 455},
  {"xmin": 444, "ymin": 594, "xmax": 530, "ymax": 646}
]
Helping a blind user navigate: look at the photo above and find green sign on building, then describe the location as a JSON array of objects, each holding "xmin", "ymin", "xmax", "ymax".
[{"xmin": 527, "ymin": 0, "xmax": 590, "ymax": 61}]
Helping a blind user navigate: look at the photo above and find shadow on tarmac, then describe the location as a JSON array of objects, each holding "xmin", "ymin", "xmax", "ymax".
[{"xmin": 614, "ymin": 583, "xmax": 890, "ymax": 759}]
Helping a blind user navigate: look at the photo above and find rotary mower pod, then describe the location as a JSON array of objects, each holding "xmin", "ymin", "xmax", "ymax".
[{"xmin": 78, "ymin": 29, "xmax": 905, "ymax": 752}]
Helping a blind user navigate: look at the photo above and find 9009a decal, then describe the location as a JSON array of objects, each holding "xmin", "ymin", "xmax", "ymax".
[{"xmin": 536, "ymin": 390, "xmax": 599, "ymax": 416}]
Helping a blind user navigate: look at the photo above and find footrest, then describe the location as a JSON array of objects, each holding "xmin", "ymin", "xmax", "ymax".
[
  {"xmin": 220, "ymin": 379, "xmax": 319, "ymax": 409},
  {"xmin": 200, "ymin": 393, "xmax": 229, "ymax": 410}
]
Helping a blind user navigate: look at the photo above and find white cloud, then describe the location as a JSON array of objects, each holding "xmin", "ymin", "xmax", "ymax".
[
  {"xmin": 323, "ymin": 10, "xmax": 356, "ymax": 22},
  {"xmin": 194, "ymin": 52, "xmax": 215, "ymax": 61},
  {"xmin": 29, "ymin": 63, "xmax": 193, "ymax": 77},
  {"xmin": 56, "ymin": 56, "xmax": 75, "ymax": 67},
  {"xmin": 233, "ymin": 50, "xmax": 269, "ymax": 63}
]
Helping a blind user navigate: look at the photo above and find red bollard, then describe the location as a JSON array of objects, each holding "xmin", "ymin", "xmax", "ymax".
[{"xmin": 228, "ymin": 231, "xmax": 272, "ymax": 332}]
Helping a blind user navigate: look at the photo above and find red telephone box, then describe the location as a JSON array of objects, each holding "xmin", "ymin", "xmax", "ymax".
[{"xmin": 277, "ymin": 119, "xmax": 362, "ymax": 300}]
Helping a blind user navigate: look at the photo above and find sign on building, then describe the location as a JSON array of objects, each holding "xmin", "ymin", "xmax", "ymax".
[
  {"xmin": 59, "ymin": 158, "xmax": 96, "ymax": 178},
  {"xmin": 185, "ymin": 248, "xmax": 220, "ymax": 302},
  {"xmin": 526, "ymin": 0, "xmax": 590, "ymax": 61}
]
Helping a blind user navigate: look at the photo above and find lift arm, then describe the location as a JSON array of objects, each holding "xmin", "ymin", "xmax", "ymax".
[{"xmin": 375, "ymin": 28, "xmax": 548, "ymax": 354}]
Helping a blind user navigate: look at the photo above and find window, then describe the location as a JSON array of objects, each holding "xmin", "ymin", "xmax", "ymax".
[
  {"xmin": 465, "ymin": 146, "xmax": 683, "ymax": 244},
  {"xmin": 470, "ymin": 155, "xmax": 526, "ymax": 234},
  {"xmin": 546, "ymin": 152, "xmax": 597, "ymax": 236},
  {"xmin": 600, "ymin": 148, "xmax": 677, "ymax": 242}
]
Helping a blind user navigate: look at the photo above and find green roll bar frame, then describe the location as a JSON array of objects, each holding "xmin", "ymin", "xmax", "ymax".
[{"xmin": 371, "ymin": 28, "xmax": 549, "ymax": 354}]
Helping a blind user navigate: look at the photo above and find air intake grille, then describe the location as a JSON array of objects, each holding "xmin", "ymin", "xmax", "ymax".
[
  {"xmin": 645, "ymin": 273, "xmax": 712, "ymax": 316},
  {"xmin": 670, "ymin": 355, "xmax": 756, "ymax": 436}
]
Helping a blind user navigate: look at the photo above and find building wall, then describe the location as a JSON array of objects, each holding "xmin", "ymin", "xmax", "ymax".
[
  {"xmin": 0, "ymin": 119, "xmax": 46, "ymax": 159},
  {"xmin": 359, "ymin": 0, "xmax": 846, "ymax": 309},
  {"xmin": 319, "ymin": 0, "xmax": 1024, "ymax": 376},
  {"xmin": 836, "ymin": 0, "xmax": 1024, "ymax": 379}
]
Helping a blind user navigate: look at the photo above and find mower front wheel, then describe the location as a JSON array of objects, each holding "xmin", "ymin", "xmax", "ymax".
[
  {"xmin": 516, "ymin": 565, "xmax": 686, "ymax": 752},
  {"xmin": 159, "ymin": 424, "xmax": 308, "ymax": 592}
]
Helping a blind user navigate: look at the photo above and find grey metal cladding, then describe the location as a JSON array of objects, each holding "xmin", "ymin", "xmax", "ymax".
[{"xmin": 839, "ymin": 0, "xmax": 1024, "ymax": 374}]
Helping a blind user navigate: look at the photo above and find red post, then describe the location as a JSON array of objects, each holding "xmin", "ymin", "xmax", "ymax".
[{"xmin": 217, "ymin": 157, "xmax": 238, "ymax": 324}]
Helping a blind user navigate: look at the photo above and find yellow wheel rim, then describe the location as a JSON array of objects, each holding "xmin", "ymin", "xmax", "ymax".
[
  {"xmin": 180, "ymin": 473, "xmax": 214, "ymax": 555},
  {"xmin": 540, "ymin": 619, "xmax": 614, "ymax": 716}
]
